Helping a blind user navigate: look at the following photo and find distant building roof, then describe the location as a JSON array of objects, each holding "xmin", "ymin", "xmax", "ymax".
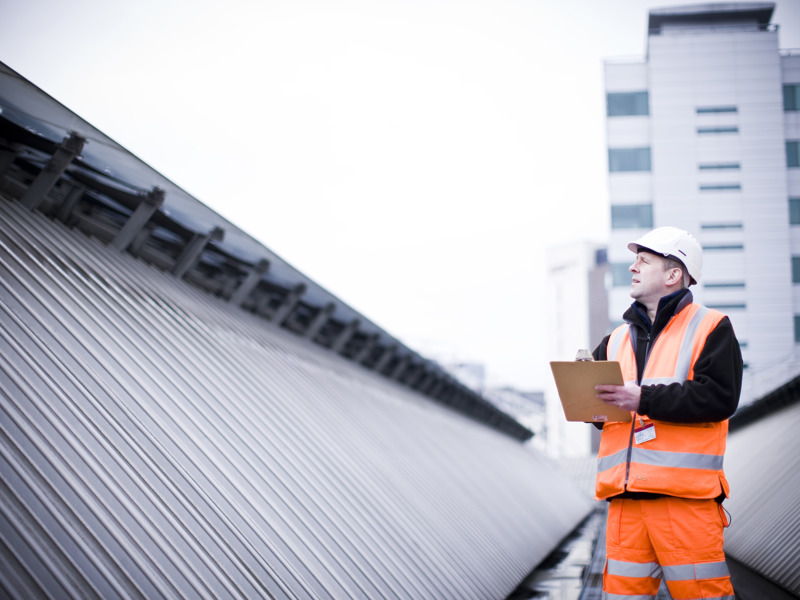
[{"xmin": 648, "ymin": 2, "xmax": 775, "ymax": 32}]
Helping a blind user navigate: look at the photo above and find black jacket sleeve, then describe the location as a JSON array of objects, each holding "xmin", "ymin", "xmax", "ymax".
[
  {"xmin": 637, "ymin": 317, "xmax": 742, "ymax": 423},
  {"xmin": 593, "ymin": 336, "xmax": 611, "ymax": 361}
]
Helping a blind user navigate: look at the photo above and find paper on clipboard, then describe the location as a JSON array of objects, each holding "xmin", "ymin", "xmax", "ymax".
[{"xmin": 549, "ymin": 361, "xmax": 632, "ymax": 423}]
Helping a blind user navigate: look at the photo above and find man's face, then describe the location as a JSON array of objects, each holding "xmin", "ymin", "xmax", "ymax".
[{"xmin": 629, "ymin": 251, "xmax": 672, "ymax": 305}]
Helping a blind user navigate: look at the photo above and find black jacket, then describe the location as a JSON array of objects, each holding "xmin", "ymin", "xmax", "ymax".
[{"xmin": 593, "ymin": 289, "xmax": 743, "ymax": 424}]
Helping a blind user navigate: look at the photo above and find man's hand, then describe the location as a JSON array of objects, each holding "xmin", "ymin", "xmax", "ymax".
[{"xmin": 595, "ymin": 382, "xmax": 642, "ymax": 413}]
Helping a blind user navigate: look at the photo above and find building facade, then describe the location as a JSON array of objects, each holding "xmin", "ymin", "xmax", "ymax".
[
  {"xmin": 544, "ymin": 241, "xmax": 608, "ymax": 457},
  {"xmin": 604, "ymin": 2, "xmax": 800, "ymax": 396}
]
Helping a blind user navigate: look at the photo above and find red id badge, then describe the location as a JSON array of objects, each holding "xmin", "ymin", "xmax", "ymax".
[{"xmin": 634, "ymin": 422, "xmax": 656, "ymax": 444}]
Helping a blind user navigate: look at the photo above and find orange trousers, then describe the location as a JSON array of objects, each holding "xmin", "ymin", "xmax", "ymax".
[{"xmin": 603, "ymin": 497, "xmax": 734, "ymax": 599}]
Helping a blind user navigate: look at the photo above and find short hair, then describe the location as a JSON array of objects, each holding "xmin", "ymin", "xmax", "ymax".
[{"xmin": 662, "ymin": 255, "xmax": 688, "ymax": 288}]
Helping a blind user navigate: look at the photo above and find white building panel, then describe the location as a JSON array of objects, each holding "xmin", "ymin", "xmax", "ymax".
[
  {"xmin": 604, "ymin": 61, "xmax": 648, "ymax": 91},
  {"xmin": 785, "ymin": 112, "xmax": 800, "ymax": 137},
  {"xmin": 788, "ymin": 170, "xmax": 800, "ymax": 196},
  {"xmin": 606, "ymin": 119, "xmax": 651, "ymax": 145},
  {"xmin": 607, "ymin": 174, "xmax": 652, "ymax": 201},
  {"xmin": 702, "ymin": 250, "xmax": 747, "ymax": 280}
]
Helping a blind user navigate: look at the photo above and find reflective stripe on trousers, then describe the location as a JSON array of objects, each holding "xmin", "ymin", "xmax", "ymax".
[
  {"xmin": 603, "ymin": 595, "xmax": 734, "ymax": 600},
  {"xmin": 603, "ymin": 497, "xmax": 734, "ymax": 599}
]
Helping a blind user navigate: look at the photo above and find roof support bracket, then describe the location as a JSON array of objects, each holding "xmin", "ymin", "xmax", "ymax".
[
  {"xmin": 416, "ymin": 371, "xmax": 436, "ymax": 393},
  {"xmin": 21, "ymin": 132, "xmax": 85, "ymax": 211},
  {"xmin": 373, "ymin": 345, "xmax": 396, "ymax": 373},
  {"xmin": 272, "ymin": 284, "xmax": 305, "ymax": 324},
  {"xmin": 171, "ymin": 226, "xmax": 225, "ymax": 278},
  {"xmin": 390, "ymin": 355, "xmax": 410, "ymax": 380},
  {"xmin": 354, "ymin": 334, "xmax": 378, "ymax": 363},
  {"xmin": 111, "ymin": 187, "xmax": 164, "ymax": 251},
  {"xmin": 303, "ymin": 302, "xmax": 335, "ymax": 340},
  {"xmin": 54, "ymin": 183, "xmax": 85, "ymax": 223},
  {"xmin": 229, "ymin": 258, "xmax": 270, "ymax": 306},
  {"xmin": 330, "ymin": 319, "xmax": 360, "ymax": 353}
]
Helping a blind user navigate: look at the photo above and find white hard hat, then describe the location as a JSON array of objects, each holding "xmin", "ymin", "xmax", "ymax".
[{"xmin": 627, "ymin": 226, "xmax": 702, "ymax": 285}]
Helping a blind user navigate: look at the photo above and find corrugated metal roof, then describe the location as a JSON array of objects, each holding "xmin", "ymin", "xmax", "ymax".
[
  {"xmin": 0, "ymin": 198, "xmax": 593, "ymax": 599},
  {"xmin": 724, "ymin": 399, "xmax": 800, "ymax": 596},
  {"xmin": 0, "ymin": 60, "xmax": 531, "ymax": 442}
]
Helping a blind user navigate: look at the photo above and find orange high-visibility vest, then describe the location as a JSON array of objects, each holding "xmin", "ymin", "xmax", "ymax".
[{"xmin": 595, "ymin": 303, "xmax": 730, "ymax": 501}]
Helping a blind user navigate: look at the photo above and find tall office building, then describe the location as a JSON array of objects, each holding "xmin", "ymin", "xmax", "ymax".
[
  {"xmin": 604, "ymin": 2, "xmax": 800, "ymax": 396},
  {"xmin": 544, "ymin": 241, "xmax": 608, "ymax": 457}
]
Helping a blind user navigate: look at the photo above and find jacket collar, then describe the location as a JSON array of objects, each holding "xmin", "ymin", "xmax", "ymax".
[{"xmin": 624, "ymin": 288, "xmax": 693, "ymax": 334}]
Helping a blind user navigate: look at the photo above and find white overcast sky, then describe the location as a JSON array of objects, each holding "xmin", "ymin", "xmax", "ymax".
[{"xmin": 2, "ymin": 0, "xmax": 799, "ymax": 390}]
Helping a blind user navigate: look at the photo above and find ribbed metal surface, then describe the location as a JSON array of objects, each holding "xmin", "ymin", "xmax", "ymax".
[
  {"xmin": 724, "ymin": 400, "xmax": 800, "ymax": 596},
  {"xmin": 0, "ymin": 60, "xmax": 531, "ymax": 442},
  {"xmin": 0, "ymin": 199, "xmax": 592, "ymax": 599}
]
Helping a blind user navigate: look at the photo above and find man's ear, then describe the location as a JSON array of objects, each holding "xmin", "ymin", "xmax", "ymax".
[{"xmin": 666, "ymin": 267, "xmax": 683, "ymax": 287}]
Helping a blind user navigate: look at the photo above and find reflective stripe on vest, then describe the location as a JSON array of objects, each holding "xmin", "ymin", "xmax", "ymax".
[
  {"xmin": 598, "ymin": 447, "xmax": 725, "ymax": 473},
  {"xmin": 595, "ymin": 303, "xmax": 730, "ymax": 500}
]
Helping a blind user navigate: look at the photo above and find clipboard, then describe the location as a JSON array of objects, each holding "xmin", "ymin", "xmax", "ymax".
[{"xmin": 550, "ymin": 361, "xmax": 632, "ymax": 423}]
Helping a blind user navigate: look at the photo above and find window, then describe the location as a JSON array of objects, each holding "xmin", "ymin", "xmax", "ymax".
[
  {"xmin": 595, "ymin": 248, "xmax": 608, "ymax": 266},
  {"xmin": 707, "ymin": 303, "xmax": 746, "ymax": 310},
  {"xmin": 788, "ymin": 141, "xmax": 800, "ymax": 168},
  {"xmin": 791, "ymin": 198, "xmax": 800, "ymax": 225},
  {"xmin": 607, "ymin": 91, "xmax": 649, "ymax": 116},
  {"xmin": 703, "ymin": 244, "xmax": 744, "ymax": 250},
  {"xmin": 699, "ymin": 163, "xmax": 740, "ymax": 170},
  {"xmin": 796, "ymin": 316, "xmax": 800, "ymax": 343},
  {"xmin": 610, "ymin": 263, "xmax": 631, "ymax": 287},
  {"xmin": 697, "ymin": 126, "xmax": 739, "ymax": 134},
  {"xmin": 700, "ymin": 184, "xmax": 741, "ymax": 191},
  {"xmin": 701, "ymin": 223, "xmax": 743, "ymax": 230},
  {"xmin": 696, "ymin": 106, "xmax": 737, "ymax": 114},
  {"xmin": 609, "ymin": 148, "xmax": 651, "ymax": 172},
  {"xmin": 793, "ymin": 256, "xmax": 800, "ymax": 284},
  {"xmin": 785, "ymin": 84, "xmax": 800, "ymax": 111},
  {"xmin": 704, "ymin": 282, "xmax": 745, "ymax": 289},
  {"xmin": 611, "ymin": 204, "xmax": 653, "ymax": 229}
]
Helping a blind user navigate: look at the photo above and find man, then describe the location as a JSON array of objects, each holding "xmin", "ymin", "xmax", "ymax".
[{"xmin": 592, "ymin": 226, "xmax": 742, "ymax": 599}]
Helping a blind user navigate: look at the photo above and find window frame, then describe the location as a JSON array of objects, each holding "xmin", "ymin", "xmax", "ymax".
[
  {"xmin": 788, "ymin": 141, "xmax": 800, "ymax": 168},
  {"xmin": 699, "ymin": 163, "xmax": 740, "ymax": 170},
  {"xmin": 610, "ymin": 262, "xmax": 632, "ymax": 287},
  {"xmin": 611, "ymin": 204, "xmax": 654, "ymax": 230},
  {"xmin": 608, "ymin": 147, "xmax": 652, "ymax": 173},
  {"xmin": 696, "ymin": 106, "xmax": 738, "ymax": 114},
  {"xmin": 699, "ymin": 184, "xmax": 741, "ymax": 191},
  {"xmin": 607, "ymin": 91, "xmax": 650, "ymax": 117},
  {"xmin": 790, "ymin": 198, "xmax": 800, "ymax": 225},
  {"xmin": 697, "ymin": 126, "xmax": 739, "ymax": 134},
  {"xmin": 784, "ymin": 84, "xmax": 800, "ymax": 111}
]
